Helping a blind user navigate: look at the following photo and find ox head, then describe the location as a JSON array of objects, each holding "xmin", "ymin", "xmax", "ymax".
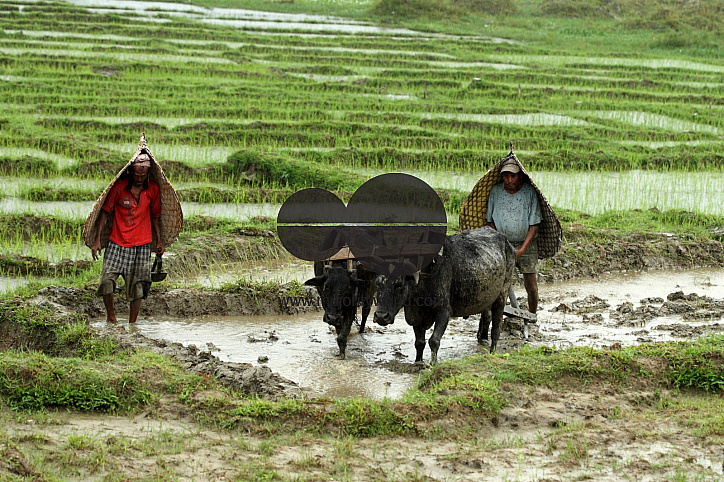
[
  {"xmin": 305, "ymin": 261, "xmax": 369, "ymax": 328},
  {"xmin": 373, "ymin": 274, "xmax": 416, "ymax": 326}
]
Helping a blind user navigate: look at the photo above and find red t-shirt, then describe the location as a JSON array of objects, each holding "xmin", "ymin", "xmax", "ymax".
[{"xmin": 102, "ymin": 177, "xmax": 161, "ymax": 247}]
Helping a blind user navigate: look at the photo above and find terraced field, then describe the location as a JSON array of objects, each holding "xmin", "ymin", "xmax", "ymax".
[
  {"xmin": 0, "ymin": 0, "xmax": 722, "ymax": 284},
  {"xmin": 2, "ymin": 2, "xmax": 724, "ymax": 481}
]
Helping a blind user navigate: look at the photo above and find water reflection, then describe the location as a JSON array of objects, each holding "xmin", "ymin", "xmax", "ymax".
[
  {"xmin": 0, "ymin": 276, "xmax": 31, "ymax": 293},
  {"xmin": 584, "ymin": 110, "xmax": 718, "ymax": 134}
]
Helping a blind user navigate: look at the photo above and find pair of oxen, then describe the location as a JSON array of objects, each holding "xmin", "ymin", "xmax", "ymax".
[{"xmin": 305, "ymin": 226, "xmax": 516, "ymax": 364}]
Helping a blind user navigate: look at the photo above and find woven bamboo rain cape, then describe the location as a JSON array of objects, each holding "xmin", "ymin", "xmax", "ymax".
[
  {"xmin": 82, "ymin": 133, "xmax": 183, "ymax": 249},
  {"xmin": 459, "ymin": 147, "xmax": 562, "ymax": 259}
]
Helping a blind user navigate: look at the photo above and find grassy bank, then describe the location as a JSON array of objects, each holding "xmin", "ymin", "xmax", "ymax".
[{"xmin": 2, "ymin": 295, "xmax": 724, "ymax": 479}]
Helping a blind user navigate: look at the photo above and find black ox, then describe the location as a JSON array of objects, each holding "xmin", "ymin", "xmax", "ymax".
[
  {"xmin": 305, "ymin": 260, "xmax": 377, "ymax": 358},
  {"xmin": 304, "ymin": 226, "xmax": 383, "ymax": 359},
  {"xmin": 373, "ymin": 226, "xmax": 516, "ymax": 364}
]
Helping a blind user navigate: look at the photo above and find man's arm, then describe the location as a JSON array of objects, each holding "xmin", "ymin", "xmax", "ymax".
[
  {"xmin": 91, "ymin": 210, "xmax": 109, "ymax": 261},
  {"xmin": 152, "ymin": 216, "xmax": 165, "ymax": 255},
  {"xmin": 487, "ymin": 221, "xmax": 496, "ymax": 230},
  {"xmin": 516, "ymin": 224, "xmax": 539, "ymax": 258}
]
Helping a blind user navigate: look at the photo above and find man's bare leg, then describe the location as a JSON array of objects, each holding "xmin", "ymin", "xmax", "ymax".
[
  {"xmin": 129, "ymin": 298, "xmax": 142, "ymax": 324},
  {"xmin": 523, "ymin": 273, "xmax": 538, "ymax": 314},
  {"xmin": 103, "ymin": 293, "xmax": 117, "ymax": 323}
]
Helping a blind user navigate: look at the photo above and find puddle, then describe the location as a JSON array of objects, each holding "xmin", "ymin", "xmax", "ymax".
[
  {"xmin": 65, "ymin": 118, "xmax": 250, "ymax": 129},
  {"xmin": 3, "ymin": 29, "xmax": 131, "ymax": 42},
  {"xmin": 418, "ymin": 112, "xmax": 591, "ymax": 127},
  {"xmin": 583, "ymin": 110, "xmax": 718, "ymax": 134},
  {"xmin": 429, "ymin": 61, "xmax": 524, "ymax": 70},
  {"xmin": 97, "ymin": 313, "xmax": 420, "ymax": 399},
  {"xmin": 63, "ymin": 0, "xmax": 361, "ymax": 24},
  {"xmin": 619, "ymin": 140, "xmax": 720, "ymax": 148},
  {"xmin": 287, "ymin": 73, "xmax": 365, "ymax": 83},
  {"xmin": 536, "ymin": 268, "xmax": 724, "ymax": 350},
  {"xmin": 0, "ymin": 46, "xmax": 235, "ymax": 65},
  {"xmin": 0, "ymin": 276, "xmax": 33, "ymax": 293},
  {"xmin": 191, "ymin": 258, "xmax": 315, "ymax": 288},
  {"xmin": 99, "ymin": 142, "xmax": 238, "ymax": 165},
  {"xmin": 0, "ymin": 176, "xmax": 107, "ymax": 196},
  {"xmin": 360, "ymin": 93, "xmax": 418, "ymax": 101},
  {"xmin": 0, "ymin": 241, "xmax": 87, "ymax": 263},
  {"xmin": 102, "ymin": 268, "xmax": 724, "ymax": 399},
  {"xmin": 200, "ymin": 19, "xmax": 422, "ymax": 35},
  {"xmin": 484, "ymin": 54, "xmax": 724, "ymax": 73}
]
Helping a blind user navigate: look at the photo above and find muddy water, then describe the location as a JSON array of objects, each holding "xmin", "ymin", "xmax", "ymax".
[
  {"xmin": 533, "ymin": 268, "xmax": 724, "ymax": 350},
  {"xmin": 107, "ymin": 268, "xmax": 724, "ymax": 399},
  {"xmin": 0, "ymin": 241, "xmax": 87, "ymax": 262},
  {"xmin": 0, "ymin": 276, "xmax": 33, "ymax": 293}
]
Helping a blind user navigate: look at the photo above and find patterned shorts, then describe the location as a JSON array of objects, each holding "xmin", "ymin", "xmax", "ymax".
[
  {"xmin": 96, "ymin": 241, "xmax": 152, "ymax": 301},
  {"xmin": 512, "ymin": 238, "xmax": 538, "ymax": 274}
]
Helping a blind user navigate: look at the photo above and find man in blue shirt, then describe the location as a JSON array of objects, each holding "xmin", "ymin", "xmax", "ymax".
[{"xmin": 486, "ymin": 158, "xmax": 542, "ymax": 313}]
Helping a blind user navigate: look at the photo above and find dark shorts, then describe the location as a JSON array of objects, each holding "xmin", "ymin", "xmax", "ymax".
[
  {"xmin": 96, "ymin": 241, "xmax": 151, "ymax": 301},
  {"xmin": 512, "ymin": 238, "xmax": 538, "ymax": 274}
]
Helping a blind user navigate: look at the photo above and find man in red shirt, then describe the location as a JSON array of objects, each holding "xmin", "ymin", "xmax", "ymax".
[{"xmin": 91, "ymin": 150, "xmax": 165, "ymax": 323}]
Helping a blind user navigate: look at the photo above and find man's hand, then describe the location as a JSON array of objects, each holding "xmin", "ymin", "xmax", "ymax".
[
  {"xmin": 91, "ymin": 240, "xmax": 102, "ymax": 260},
  {"xmin": 155, "ymin": 242, "xmax": 166, "ymax": 256},
  {"xmin": 515, "ymin": 246, "xmax": 525, "ymax": 258}
]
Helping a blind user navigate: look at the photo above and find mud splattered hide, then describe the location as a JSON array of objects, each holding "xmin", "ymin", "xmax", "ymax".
[{"xmin": 374, "ymin": 227, "xmax": 516, "ymax": 362}]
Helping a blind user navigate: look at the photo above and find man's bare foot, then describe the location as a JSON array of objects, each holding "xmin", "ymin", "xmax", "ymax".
[{"xmin": 107, "ymin": 318, "xmax": 117, "ymax": 323}]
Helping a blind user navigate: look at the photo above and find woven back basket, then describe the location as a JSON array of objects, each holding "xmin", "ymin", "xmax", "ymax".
[
  {"xmin": 82, "ymin": 133, "xmax": 183, "ymax": 249},
  {"xmin": 459, "ymin": 147, "xmax": 561, "ymax": 259}
]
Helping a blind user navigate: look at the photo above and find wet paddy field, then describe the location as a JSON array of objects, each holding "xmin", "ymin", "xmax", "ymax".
[
  {"xmin": 1, "ymin": 0, "xmax": 723, "ymax": 393},
  {"xmin": 2, "ymin": 2, "xmax": 724, "ymax": 481},
  {"xmin": 90, "ymin": 267, "xmax": 724, "ymax": 399}
]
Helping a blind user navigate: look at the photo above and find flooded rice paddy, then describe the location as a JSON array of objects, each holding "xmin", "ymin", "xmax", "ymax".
[
  {"xmin": 95, "ymin": 267, "xmax": 724, "ymax": 399},
  {"xmin": 362, "ymin": 168, "xmax": 724, "ymax": 216},
  {"xmin": 0, "ymin": 198, "xmax": 280, "ymax": 220}
]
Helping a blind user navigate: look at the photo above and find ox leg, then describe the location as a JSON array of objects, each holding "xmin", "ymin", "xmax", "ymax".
[
  {"xmin": 477, "ymin": 308, "xmax": 492, "ymax": 343},
  {"xmin": 490, "ymin": 293, "xmax": 506, "ymax": 354},
  {"xmin": 359, "ymin": 298, "xmax": 371, "ymax": 334},
  {"xmin": 335, "ymin": 316, "xmax": 354, "ymax": 359},
  {"xmin": 412, "ymin": 325, "xmax": 427, "ymax": 363},
  {"xmin": 428, "ymin": 311, "xmax": 450, "ymax": 365}
]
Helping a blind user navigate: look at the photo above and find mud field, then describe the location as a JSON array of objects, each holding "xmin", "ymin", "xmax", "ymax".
[
  {"xmin": 7, "ymin": 264, "xmax": 724, "ymax": 481},
  {"xmin": 28, "ymin": 257, "xmax": 724, "ymax": 402}
]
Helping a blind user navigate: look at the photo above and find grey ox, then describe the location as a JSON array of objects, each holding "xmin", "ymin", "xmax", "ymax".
[{"xmin": 373, "ymin": 226, "xmax": 516, "ymax": 364}]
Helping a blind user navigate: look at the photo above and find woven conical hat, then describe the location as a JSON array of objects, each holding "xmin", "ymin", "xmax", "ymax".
[
  {"xmin": 459, "ymin": 145, "xmax": 561, "ymax": 259},
  {"xmin": 82, "ymin": 133, "xmax": 183, "ymax": 249}
]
